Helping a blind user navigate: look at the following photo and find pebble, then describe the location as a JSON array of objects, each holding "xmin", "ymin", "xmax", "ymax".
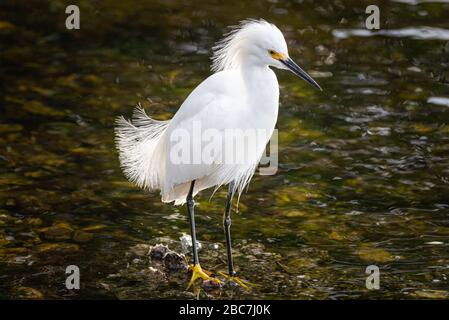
[
  {"xmin": 180, "ymin": 234, "xmax": 202, "ymax": 254},
  {"xmin": 163, "ymin": 251, "xmax": 188, "ymax": 272},
  {"xmin": 149, "ymin": 244, "xmax": 169, "ymax": 260}
]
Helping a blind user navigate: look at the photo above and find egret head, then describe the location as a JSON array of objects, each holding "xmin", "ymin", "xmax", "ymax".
[{"xmin": 212, "ymin": 19, "xmax": 321, "ymax": 90}]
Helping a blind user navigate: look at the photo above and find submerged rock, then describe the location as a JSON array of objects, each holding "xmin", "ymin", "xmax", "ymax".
[
  {"xmin": 413, "ymin": 290, "xmax": 448, "ymax": 299},
  {"xmin": 163, "ymin": 251, "xmax": 188, "ymax": 272},
  {"xmin": 0, "ymin": 234, "xmax": 11, "ymax": 246},
  {"xmin": 39, "ymin": 222, "xmax": 74, "ymax": 241},
  {"xmin": 24, "ymin": 218, "xmax": 43, "ymax": 226},
  {"xmin": 202, "ymin": 278, "xmax": 221, "ymax": 291},
  {"xmin": 36, "ymin": 243, "xmax": 79, "ymax": 252},
  {"xmin": 149, "ymin": 244, "xmax": 169, "ymax": 260},
  {"xmin": 12, "ymin": 287, "xmax": 44, "ymax": 300},
  {"xmin": 356, "ymin": 245, "xmax": 394, "ymax": 263},
  {"xmin": 241, "ymin": 243, "xmax": 272, "ymax": 258},
  {"xmin": 328, "ymin": 230, "xmax": 344, "ymax": 241},
  {"xmin": 73, "ymin": 230, "xmax": 93, "ymax": 243},
  {"xmin": 147, "ymin": 244, "xmax": 188, "ymax": 273},
  {"xmin": 0, "ymin": 123, "xmax": 23, "ymax": 133},
  {"xmin": 100, "ymin": 242, "xmax": 230, "ymax": 299},
  {"xmin": 129, "ymin": 243, "xmax": 151, "ymax": 257},
  {"xmin": 286, "ymin": 257, "xmax": 318, "ymax": 270}
]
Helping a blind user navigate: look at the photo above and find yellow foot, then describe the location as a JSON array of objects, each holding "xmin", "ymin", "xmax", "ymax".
[
  {"xmin": 187, "ymin": 264, "xmax": 220, "ymax": 289},
  {"xmin": 217, "ymin": 272, "xmax": 257, "ymax": 289}
]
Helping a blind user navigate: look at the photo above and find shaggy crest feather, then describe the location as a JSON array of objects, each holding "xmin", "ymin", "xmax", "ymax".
[{"xmin": 211, "ymin": 19, "xmax": 277, "ymax": 72}]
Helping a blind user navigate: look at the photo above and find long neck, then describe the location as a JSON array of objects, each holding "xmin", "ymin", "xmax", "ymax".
[
  {"xmin": 237, "ymin": 63, "xmax": 280, "ymax": 130},
  {"xmin": 239, "ymin": 63, "xmax": 279, "ymax": 109}
]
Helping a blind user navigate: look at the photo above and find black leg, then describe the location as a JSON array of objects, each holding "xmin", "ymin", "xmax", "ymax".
[
  {"xmin": 186, "ymin": 180, "xmax": 199, "ymax": 265},
  {"xmin": 223, "ymin": 181, "xmax": 236, "ymax": 276}
]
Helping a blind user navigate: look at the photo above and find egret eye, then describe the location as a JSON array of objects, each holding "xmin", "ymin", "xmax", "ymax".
[{"xmin": 268, "ymin": 50, "xmax": 276, "ymax": 55}]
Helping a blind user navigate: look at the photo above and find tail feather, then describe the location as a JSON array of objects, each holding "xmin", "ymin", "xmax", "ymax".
[{"xmin": 114, "ymin": 107, "xmax": 169, "ymax": 190}]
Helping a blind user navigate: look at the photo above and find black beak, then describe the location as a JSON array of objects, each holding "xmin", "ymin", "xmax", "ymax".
[{"xmin": 281, "ymin": 57, "xmax": 322, "ymax": 91}]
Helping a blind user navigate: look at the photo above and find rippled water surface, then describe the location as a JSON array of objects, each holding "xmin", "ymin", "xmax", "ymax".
[{"xmin": 1, "ymin": 0, "xmax": 449, "ymax": 299}]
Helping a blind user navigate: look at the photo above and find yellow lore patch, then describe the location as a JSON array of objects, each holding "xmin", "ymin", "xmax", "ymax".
[{"xmin": 269, "ymin": 50, "xmax": 287, "ymax": 61}]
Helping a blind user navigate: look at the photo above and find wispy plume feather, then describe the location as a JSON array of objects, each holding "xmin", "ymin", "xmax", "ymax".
[
  {"xmin": 211, "ymin": 19, "xmax": 275, "ymax": 72},
  {"xmin": 115, "ymin": 106, "xmax": 169, "ymax": 191}
]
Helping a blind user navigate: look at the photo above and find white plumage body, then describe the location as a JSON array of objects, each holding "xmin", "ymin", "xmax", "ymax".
[
  {"xmin": 115, "ymin": 19, "xmax": 320, "ymax": 205},
  {"xmin": 165, "ymin": 67, "xmax": 279, "ymax": 204},
  {"xmin": 116, "ymin": 66, "xmax": 279, "ymax": 204}
]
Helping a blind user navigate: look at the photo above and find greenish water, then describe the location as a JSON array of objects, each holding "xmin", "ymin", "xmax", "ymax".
[{"xmin": 1, "ymin": 0, "xmax": 449, "ymax": 299}]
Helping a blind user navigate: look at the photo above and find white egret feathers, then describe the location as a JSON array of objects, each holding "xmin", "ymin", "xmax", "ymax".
[
  {"xmin": 115, "ymin": 107, "xmax": 169, "ymax": 190},
  {"xmin": 211, "ymin": 19, "xmax": 288, "ymax": 72},
  {"xmin": 115, "ymin": 19, "xmax": 320, "ymax": 205}
]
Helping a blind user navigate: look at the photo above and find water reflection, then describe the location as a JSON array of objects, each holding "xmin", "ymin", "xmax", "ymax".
[
  {"xmin": 427, "ymin": 96, "xmax": 449, "ymax": 107},
  {"xmin": 333, "ymin": 27, "xmax": 449, "ymax": 40}
]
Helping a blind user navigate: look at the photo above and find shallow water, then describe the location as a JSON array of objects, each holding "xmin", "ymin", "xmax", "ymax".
[{"xmin": 1, "ymin": 0, "xmax": 449, "ymax": 299}]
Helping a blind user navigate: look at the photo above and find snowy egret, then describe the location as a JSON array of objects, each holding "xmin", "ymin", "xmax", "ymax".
[{"xmin": 115, "ymin": 19, "xmax": 321, "ymax": 288}]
